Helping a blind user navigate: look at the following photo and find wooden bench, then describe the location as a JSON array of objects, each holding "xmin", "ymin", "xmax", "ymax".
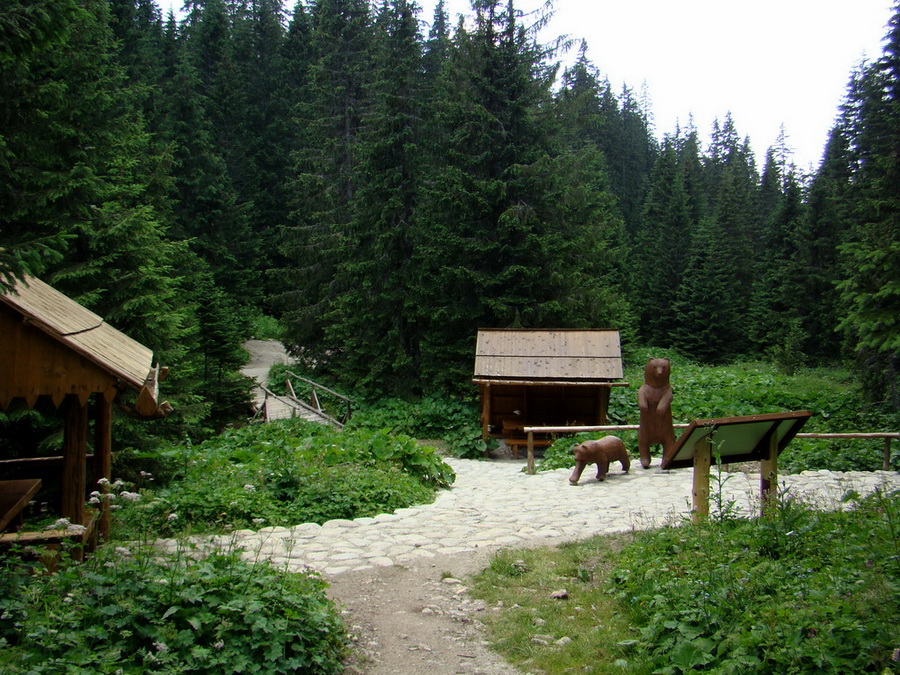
[
  {"xmin": 0, "ymin": 478, "xmax": 42, "ymax": 532},
  {"xmin": 505, "ymin": 437, "xmax": 552, "ymax": 459}
]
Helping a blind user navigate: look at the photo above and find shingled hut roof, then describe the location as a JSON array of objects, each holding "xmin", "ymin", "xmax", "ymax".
[
  {"xmin": 0, "ymin": 275, "xmax": 168, "ymax": 416},
  {"xmin": 473, "ymin": 328, "xmax": 624, "ymax": 384}
]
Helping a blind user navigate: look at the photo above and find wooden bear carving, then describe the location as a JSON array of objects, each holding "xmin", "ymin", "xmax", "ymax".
[
  {"xmin": 637, "ymin": 357, "xmax": 675, "ymax": 468},
  {"xmin": 568, "ymin": 436, "xmax": 630, "ymax": 485}
]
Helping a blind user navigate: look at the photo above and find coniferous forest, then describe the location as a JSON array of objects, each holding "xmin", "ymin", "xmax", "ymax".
[{"xmin": 2, "ymin": 0, "xmax": 899, "ymax": 438}]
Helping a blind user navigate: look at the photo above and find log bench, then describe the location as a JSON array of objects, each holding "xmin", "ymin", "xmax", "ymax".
[{"xmin": 0, "ymin": 478, "xmax": 42, "ymax": 533}]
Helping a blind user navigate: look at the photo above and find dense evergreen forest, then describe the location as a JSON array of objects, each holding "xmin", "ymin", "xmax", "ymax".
[{"xmin": 1, "ymin": 0, "xmax": 898, "ymax": 439}]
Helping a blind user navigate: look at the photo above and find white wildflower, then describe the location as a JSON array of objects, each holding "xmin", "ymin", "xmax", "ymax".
[
  {"xmin": 46, "ymin": 518, "xmax": 71, "ymax": 530},
  {"xmin": 115, "ymin": 546, "xmax": 131, "ymax": 557},
  {"xmin": 167, "ymin": 513, "xmax": 178, "ymax": 521},
  {"xmin": 119, "ymin": 491, "xmax": 141, "ymax": 501},
  {"xmin": 243, "ymin": 484, "xmax": 256, "ymax": 492}
]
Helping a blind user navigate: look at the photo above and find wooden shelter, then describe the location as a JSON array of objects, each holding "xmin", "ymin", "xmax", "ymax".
[
  {"xmin": 473, "ymin": 329, "xmax": 627, "ymax": 452},
  {"xmin": 0, "ymin": 275, "xmax": 171, "ymax": 547}
]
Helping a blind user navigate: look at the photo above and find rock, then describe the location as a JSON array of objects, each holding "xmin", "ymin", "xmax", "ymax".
[
  {"xmin": 550, "ymin": 589, "xmax": 569, "ymax": 600},
  {"xmin": 555, "ymin": 636, "xmax": 572, "ymax": 646}
]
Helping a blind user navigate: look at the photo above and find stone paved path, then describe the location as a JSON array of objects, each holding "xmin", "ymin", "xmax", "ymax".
[{"xmin": 158, "ymin": 457, "xmax": 900, "ymax": 575}]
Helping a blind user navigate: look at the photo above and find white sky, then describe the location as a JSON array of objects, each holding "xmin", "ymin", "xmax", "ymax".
[{"xmin": 157, "ymin": 0, "xmax": 895, "ymax": 173}]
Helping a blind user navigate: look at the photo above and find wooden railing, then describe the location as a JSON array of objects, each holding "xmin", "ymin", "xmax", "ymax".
[
  {"xmin": 285, "ymin": 371, "xmax": 352, "ymax": 426},
  {"xmin": 521, "ymin": 424, "xmax": 898, "ymax": 475}
]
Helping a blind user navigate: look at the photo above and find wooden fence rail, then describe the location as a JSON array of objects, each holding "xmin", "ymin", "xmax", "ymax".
[
  {"xmin": 521, "ymin": 425, "xmax": 898, "ymax": 475},
  {"xmin": 285, "ymin": 371, "xmax": 352, "ymax": 425}
]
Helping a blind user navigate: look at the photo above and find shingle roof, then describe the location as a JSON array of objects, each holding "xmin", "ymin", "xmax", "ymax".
[
  {"xmin": 473, "ymin": 328, "xmax": 624, "ymax": 383},
  {"xmin": 1, "ymin": 275, "xmax": 154, "ymax": 391}
]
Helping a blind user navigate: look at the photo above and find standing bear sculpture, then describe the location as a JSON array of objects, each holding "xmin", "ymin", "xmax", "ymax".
[
  {"xmin": 568, "ymin": 436, "xmax": 630, "ymax": 485},
  {"xmin": 637, "ymin": 357, "xmax": 676, "ymax": 468}
]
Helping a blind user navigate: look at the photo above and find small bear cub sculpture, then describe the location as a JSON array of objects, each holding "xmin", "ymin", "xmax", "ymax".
[{"xmin": 568, "ymin": 436, "xmax": 630, "ymax": 485}]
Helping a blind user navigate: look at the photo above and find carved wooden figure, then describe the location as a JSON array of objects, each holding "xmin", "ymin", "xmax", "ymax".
[
  {"xmin": 637, "ymin": 357, "xmax": 676, "ymax": 468},
  {"xmin": 568, "ymin": 436, "xmax": 630, "ymax": 485}
]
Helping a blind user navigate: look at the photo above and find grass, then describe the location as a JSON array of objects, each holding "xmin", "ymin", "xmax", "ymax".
[
  {"xmin": 468, "ymin": 536, "xmax": 641, "ymax": 674},
  {"xmin": 468, "ymin": 487, "xmax": 900, "ymax": 674}
]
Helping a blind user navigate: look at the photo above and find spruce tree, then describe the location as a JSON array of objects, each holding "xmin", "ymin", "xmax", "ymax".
[
  {"xmin": 417, "ymin": 0, "xmax": 628, "ymax": 390},
  {"xmin": 323, "ymin": 0, "xmax": 427, "ymax": 395},
  {"xmin": 835, "ymin": 5, "xmax": 900, "ymax": 406},
  {"xmin": 278, "ymin": 0, "xmax": 372, "ymax": 359}
]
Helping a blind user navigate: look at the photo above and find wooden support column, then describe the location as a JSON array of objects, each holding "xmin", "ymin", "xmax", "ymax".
[
  {"xmin": 760, "ymin": 430, "xmax": 779, "ymax": 516},
  {"xmin": 94, "ymin": 394, "xmax": 113, "ymax": 541},
  {"xmin": 526, "ymin": 430, "xmax": 535, "ymax": 475},
  {"xmin": 691, "ymin": 436, "xmax": 711, "ymax": 523},
  {"xmin": 481, "ymin": 383, "xmax": 491, "ymax": 441},
  {"xmin": 597, "ymin": 386, "xmax": 611, "ymax": 425},
  {"xmin": 62, "ymin": 394, "xmax": 88, "ymax": 526}
]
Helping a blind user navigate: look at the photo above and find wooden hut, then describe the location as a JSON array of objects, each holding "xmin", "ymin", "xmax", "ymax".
[
  {"xmin": 0, "ymin": 275, "xmax": 171, "ymax": 547},
  {"xmin": 473, "ymin": 329, "xmax": 626, "ymax": 453}
]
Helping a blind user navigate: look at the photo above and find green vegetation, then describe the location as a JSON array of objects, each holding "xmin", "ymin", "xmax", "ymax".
[
  {"xmin": 347, "ymin": 396, "xmax": 495, "ymax": 459},
  {"xmin": 5, "ymin": 0, "xmax": 896, "ymax": 417},
  {"xmin": 0, "ymin": 542, "xmax": 346, "ymax": 674},
  {"xmin": 539, "ymin": 349, "xmax": 899, "ymax": 473},
  {"xmin": 469, "ymin": 488, "xmax": 900, "ymax": 674},
  {"xmin": 112, "ymin": 417, "xmax": 455, "ymax": 538}
]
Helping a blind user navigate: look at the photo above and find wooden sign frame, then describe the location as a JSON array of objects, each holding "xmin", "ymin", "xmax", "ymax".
[{"xmin": 660, "ymin": 411, "xmax": 813, "ymax": 521}]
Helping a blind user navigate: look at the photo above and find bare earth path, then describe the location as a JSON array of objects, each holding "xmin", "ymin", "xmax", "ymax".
[{"xmin": 236, "ymin": 340, "xmax": 900, "ymax": 675}]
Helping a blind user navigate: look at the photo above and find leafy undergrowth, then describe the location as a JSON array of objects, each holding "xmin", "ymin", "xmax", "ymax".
[
  {"xmin": 469, "ymin": 488, "xmax": 900, "ymax": 674},
  {"xmin": 0, "ymin": 542, "xmax": 346, "ymax": 674},
  {"xmin": 347, "ymin": 395, "xmax": 495, "ymax": 459},
  {"xmin": 539, "ymin": 349, "xmax": 899, "ymax": 473},
  {"xmin": 112, "ymin": 418, "xmax": 455, "ymax": 538}
]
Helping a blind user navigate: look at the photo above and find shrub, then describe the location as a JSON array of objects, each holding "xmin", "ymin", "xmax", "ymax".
[
  {"xmin": 348, "ymin": 395, "xmax": 494, "ymax": 459},
  {"xmin": 113, "ymin": 418, "xmax": 454, "ymax": 538},
  {"xmin": 611, "ymin": 489, "xmax": 900, "ymax": 673},
  {"xmin": 0, "ymin": 543, "xmax": 346, "ymax": 674}
]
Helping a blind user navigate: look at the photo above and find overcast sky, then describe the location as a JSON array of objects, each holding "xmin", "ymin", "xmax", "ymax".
[{"xmin": 157, "ymin": 0, "xmax": 895, "ymax": 172}]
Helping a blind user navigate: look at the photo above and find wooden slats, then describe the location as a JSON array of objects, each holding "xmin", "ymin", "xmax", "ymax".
[
  {"xmin": 474, "ymin": 329, "xmax": 624, "ymax": 381},
  {"xmin": 0, "ymin": 276, "xmax": 154, "ymax": 393},
  {"xmin": 1, "ymin": 276, "xmax": 102, "ymax": 335}
]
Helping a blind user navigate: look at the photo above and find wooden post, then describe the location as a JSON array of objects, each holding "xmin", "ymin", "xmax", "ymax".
[
  {"xmin": 94, "ymin": 395, "xmax": 112, "ymax": 541},
  {"xmin": 526, "ymin": 430, "xmax": 535, "ymax": 475},
  {"xmin": 691, "ymin": 435, "xmax": 711, "ymax": 523},
  {"xmin": 884, "ymin": 438, "xmax": 892, "ymax": 472},
  {"xmin": 597, "ymin": 386, "xmax": 611, "ymax": 425},
  {"xmin": 760, "ymin": 430, "xmax": 778, "ymax": 516},
  {"xmin": 62, "ymin": 394, "xmax": 88, "ymax": 526},
  {"xmin": 481, "ymin": 383, "xmax": 491, "ymax": 441}
]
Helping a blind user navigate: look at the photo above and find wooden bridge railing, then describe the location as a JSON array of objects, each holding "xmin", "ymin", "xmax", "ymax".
[
  {"xmin": 521, "ymin": 425, "xmax": 898, "ymax": 475},
  {"xmin": 285, "ymin": 371, "xmax": 352, "ymax": 425}
]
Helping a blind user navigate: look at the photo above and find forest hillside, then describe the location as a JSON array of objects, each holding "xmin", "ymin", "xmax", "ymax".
[{"xmin": 1, "ymin": 0, "xmax": 898, "ymax": 438}]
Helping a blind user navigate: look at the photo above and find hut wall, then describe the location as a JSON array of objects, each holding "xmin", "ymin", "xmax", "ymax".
[{"xmin": 487, "ymin": 384, "xmax": 604, "ymax": 433}]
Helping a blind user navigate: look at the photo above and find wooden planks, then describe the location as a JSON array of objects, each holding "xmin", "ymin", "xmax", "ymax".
[
  {"xmin": 0, "ymin": 479, "xmax": 42, "ymax": 532},
  {"xmin": 0, "ymin": 276, "xmax": 154, "ymax": 394},
  {"xmin": 474, "ymin": 329, "xmax": 624, "ymax": 381}
]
